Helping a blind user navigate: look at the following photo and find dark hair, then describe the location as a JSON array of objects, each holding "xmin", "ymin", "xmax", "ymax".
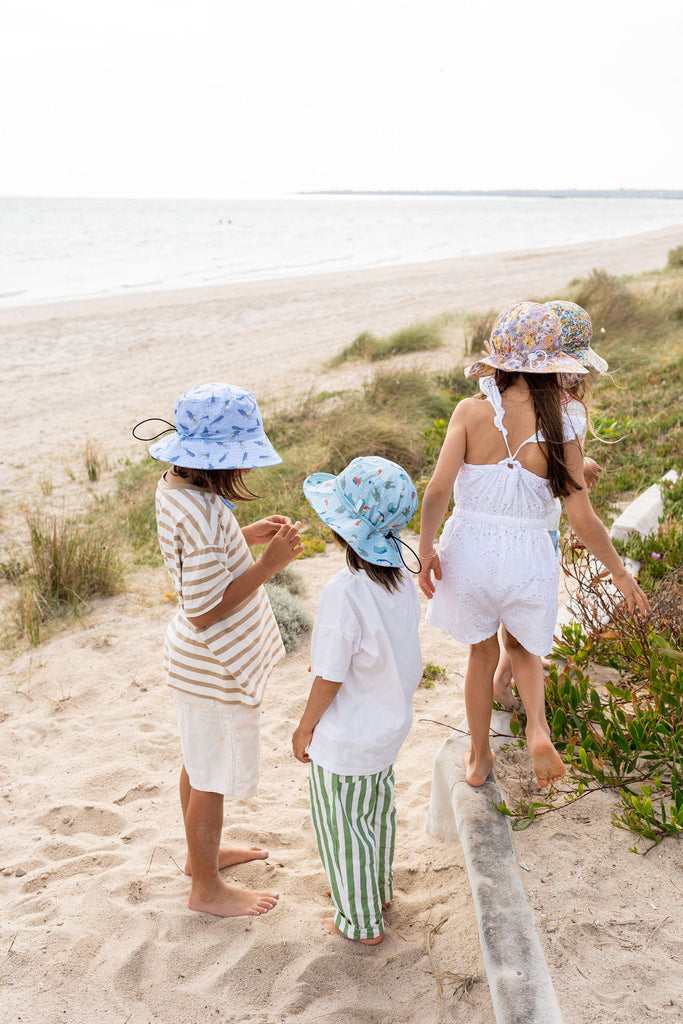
[
  {"xmin": 333, "ymin": 534, "xmax": 405, "ymax": 593},
  {"xmin": 495, "ymin": 370, "xmax": 582, "ymax": 498},
  {"xmin": 172, "ymin": 465, "xmax": 258, "ymax": 503}
]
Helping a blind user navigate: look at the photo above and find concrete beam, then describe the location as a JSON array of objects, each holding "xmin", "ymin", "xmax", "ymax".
[{"xmin": 427, "ymin": 711, "xmax": 564, "ymax": 1024}]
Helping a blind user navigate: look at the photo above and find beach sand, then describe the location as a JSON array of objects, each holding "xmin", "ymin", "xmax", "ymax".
[{"xmin": 1, "ymin": 225, "xmax": 681, "ymax": 1023}]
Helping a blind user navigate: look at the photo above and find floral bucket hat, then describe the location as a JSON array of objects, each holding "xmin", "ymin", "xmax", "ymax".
[
  {"xmin": 303, "ymin": 456, "xmax": 418, "ymax": 568},
  {"xmin": 142, "ymin": 383, "xmax": 282, "ymax": 469},
  {"xmin": 545, "ymin": 299, "xmax": 609, "ymax": 373},
  {"xmin": 464, "ymin": 301, "xmax": 588, "ymax": 379}
]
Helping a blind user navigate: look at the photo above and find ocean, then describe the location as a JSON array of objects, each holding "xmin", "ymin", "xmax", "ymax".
[{"xmin": 1, "ymin": 193, "xmax": 682, "ymax": 309}]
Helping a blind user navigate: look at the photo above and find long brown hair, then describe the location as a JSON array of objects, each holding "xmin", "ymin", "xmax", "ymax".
[
  {"xmin": 172, "ymin": 466, "xmax": 258, "ymax": 503},
  {"xmin": 495, "ymin": 370, "xmax": 582, "ymax": 498},
  {"xmin": 333, "ymin": 534, "xmax": 405, "ymax": 593}
]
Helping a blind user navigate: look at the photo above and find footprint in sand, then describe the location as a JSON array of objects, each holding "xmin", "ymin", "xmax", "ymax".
[
  {"xmin": 38, "ymin": 803, "xmax": 126, "ymax": 837},
  {"xmin": 21, "ymin": 851, "xmax": 126, "ymax": 893},
  {"xmin": 114, "ymin": 783, "xmax": 161, "ymax": 806}
]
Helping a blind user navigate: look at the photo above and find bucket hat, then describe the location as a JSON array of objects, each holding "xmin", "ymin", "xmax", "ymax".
[
  {"xmin": 303, "ymin": 456, "xmax": 418, "ymax": 567},
  {"xmin": 464, "ymin": 301, "xmax": 588, "ymax": 379},
  {"xmin": 147, "ymin": 383, "xmax": 281, "ymax": 469},
  {"xmin": 545, "ymin": 300, "xmax": 609, "ymax": 373}
]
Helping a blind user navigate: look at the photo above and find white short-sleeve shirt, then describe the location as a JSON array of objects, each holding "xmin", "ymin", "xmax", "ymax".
[{"xmin": 307, "ymin": 567, "xmax": 422, "ymax": 776}]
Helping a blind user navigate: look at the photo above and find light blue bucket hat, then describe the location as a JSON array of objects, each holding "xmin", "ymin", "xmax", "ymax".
[
  {"xmin": 303, "ymin": 456, "xmax": 418, "ymax": 568},
  {"xmin": 145, "ymin": 383, "xmax": 281, "ymax": 469}
]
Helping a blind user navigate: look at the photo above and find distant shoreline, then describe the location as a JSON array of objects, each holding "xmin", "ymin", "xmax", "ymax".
[{"xmin": 302, "ymin": 188, "xmax": 683, "ymax": 200}]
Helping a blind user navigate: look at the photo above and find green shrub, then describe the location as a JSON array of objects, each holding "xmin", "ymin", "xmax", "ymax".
[
  {"xmin": 420, "ymin": 663, "xmax": 446, "ymax": 688},
  {"xmin": 667, "ymin": 245, "xmax": 683, "ymax": 269},
  {"xmin": 265, "ymin": 584, "xmax": 313, "ymax": 652}
]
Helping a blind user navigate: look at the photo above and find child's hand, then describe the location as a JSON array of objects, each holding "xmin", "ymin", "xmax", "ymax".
[
  {"xmin": 245, "ymin": 515, "xmax": 293, "ymax": 545},
  {"xmin": 418, "ymin": 551, "xmax": 441, "ymax": 599},
  {"xmin": 583, "ymin": 457, "xmax": 602, "ymax": 490},
  {"xmin": 292, "ymin": 724, "xmax": 312, "ymax": 763},
  {"xmin": 611, "ymin": 568, "xmax": 650, "ymax": 616},
  {"xmin": 260, "ymin": 521, "xmax": 304, "ymax": 575}
]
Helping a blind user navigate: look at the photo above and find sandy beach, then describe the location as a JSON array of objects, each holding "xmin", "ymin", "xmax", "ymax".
[{"xmin": 1, "ymin": 225, "xmax": 682, "ymax": 1024}]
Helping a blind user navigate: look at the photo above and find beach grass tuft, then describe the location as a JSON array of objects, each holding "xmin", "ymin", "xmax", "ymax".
[
  {"xmin": 328, "ymin": 318, "xmax": 445, "ymax": 366},
  {"xmin": 14, "ymin": 511, "xmax": 122, "ymax": 644},
  {"xmin": 84, "ymin": 440, "xmax": 106, "ymax": 482}
]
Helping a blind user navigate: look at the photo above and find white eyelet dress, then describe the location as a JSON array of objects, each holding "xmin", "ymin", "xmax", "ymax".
[{"xmin": 426, "ymin": 377, "xmax": 563, "ymax": 656}]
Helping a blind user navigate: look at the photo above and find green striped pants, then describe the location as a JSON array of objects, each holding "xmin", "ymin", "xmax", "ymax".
[{"xmin": 309, "ymin": 761, "xmax": 396, "ymax": 941}]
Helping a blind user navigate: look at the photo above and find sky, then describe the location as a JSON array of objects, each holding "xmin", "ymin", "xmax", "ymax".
[{"xmin": 1, "ymin": 0, "xmax": 682, "ymax": 197}]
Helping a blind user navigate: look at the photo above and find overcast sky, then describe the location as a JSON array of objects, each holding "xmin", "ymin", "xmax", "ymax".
[{"xmin": 1, "ymin": 0, "xmax": 681, "ymax": 197}]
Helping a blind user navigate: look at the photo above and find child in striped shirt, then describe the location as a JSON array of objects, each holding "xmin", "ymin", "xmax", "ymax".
[{"xmin": 141, "ymin": 382, "xmax": 303, "ymax": 918}]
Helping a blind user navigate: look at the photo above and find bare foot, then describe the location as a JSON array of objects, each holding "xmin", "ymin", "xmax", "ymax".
[
  {"xmin": 184, "ymin": 845, "xmax": 269, "ymax": 875},
  {"xmin": 492, "ymin": 676, "xmax": 520, "ymax": 710},
  {"xmin": 322, "ymin": 917, "xmax": 384, "ymax": 945},
  {"xmin": 188, "ymin": 881, "xmax": 279, "ymax": 917},
  {"xmin": 463, "ymin": 749, "xmax": 496, "ymax": 787},
  {"xmin": 529, "ymin": 736, "xmax": 565, "ymax": 788}
]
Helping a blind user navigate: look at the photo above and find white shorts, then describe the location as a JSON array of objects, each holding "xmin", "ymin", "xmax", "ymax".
[{"xmin": 174, "ymin": 691, "xmax": 261, "ymax": 798}]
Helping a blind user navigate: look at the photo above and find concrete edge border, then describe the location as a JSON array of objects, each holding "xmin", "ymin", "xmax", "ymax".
[{"xmin": 426, "ymin": 710, "xmax": 564, "ymax": 1024}]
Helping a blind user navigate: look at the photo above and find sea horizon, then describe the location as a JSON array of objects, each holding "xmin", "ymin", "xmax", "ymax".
[{"xmin": 1, "ymin": 192, "xmax": 682, "ymax": 310}]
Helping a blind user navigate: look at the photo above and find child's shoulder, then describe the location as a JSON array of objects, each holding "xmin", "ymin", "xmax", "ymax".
[
  {"xmin": 452, "ymin": 393, "xmax": 491, "ymax": 424},
  {"xmin": 156, "ymin": 480, "xmax": 232, "ymax": 534}
]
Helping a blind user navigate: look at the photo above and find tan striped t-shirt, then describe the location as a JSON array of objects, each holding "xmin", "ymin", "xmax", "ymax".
[{"xmin": 155, "ymin": 477, "xmax": 285, "ymax": 705}]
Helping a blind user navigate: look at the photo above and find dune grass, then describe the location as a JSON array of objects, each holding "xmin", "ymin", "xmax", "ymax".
[
  {"xmin": 328, "ymin": 317, "xmax": 446, "ymax": 366},
  {"xmin": 13, "ymin": 511, "xmax": 122, "ymax": 644}
]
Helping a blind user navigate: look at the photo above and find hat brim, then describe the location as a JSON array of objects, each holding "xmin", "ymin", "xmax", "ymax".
[
  {"xmin": 303, "ymin": 473, "xmax": 404, "ymax": 567},
  {"xmin": 582, "ymin": 347, "xmax": 609, "ymax": 373},
  {"xmin": 464, "ymin": 352, "xmax": 589, "ymax": 379},
  {"xmin": 148, "ymin": 432, "xmax": 282, "ymax": 469}
]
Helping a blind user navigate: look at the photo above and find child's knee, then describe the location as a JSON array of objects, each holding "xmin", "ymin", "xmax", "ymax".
[{"xmin": 470, "ymin": 633, "xmax": 500, "ymax": 667}]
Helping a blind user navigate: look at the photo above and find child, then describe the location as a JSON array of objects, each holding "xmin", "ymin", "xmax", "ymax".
[
  {"xmin": 493, "ymin": 299, "xmax": 606, "ymax": 708},
  {"xmin": 292, "ymin": 456, "xmax": 422, "ymax": 945},
  {"xmin": 143, "ymin": 382, "xmax": 304, "ymax": 917},
  {"xmin": 418, "ymin": 302, "xmax": 649, "ymax": 789}
]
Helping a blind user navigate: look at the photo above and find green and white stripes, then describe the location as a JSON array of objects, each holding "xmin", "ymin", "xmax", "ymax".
[{"xmin": 309, "ymin": 761, "xmax": 395, "ymax": 940}]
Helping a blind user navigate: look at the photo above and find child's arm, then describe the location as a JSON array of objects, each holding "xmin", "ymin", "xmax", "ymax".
[
  {"xmin": 418, "ymin": 402, "xmax": 468, "ymax": 598},
  {"xmin": 563, "ymin": 441, "xmax": 649, "ymax": 616},
  {"xmin": 242, "ymin": 515, "xmax": 293, "ymax": 547},
  {"xmin": 187, "ymin": 521, "xmax": 304, "ymax": 629},
  {"xmin": 292, "ymin": 676, "xmax": 342, "ymax": 763}
]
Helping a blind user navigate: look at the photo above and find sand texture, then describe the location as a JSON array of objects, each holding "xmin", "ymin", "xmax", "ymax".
[{"xmin": 1, "ymin": 226, "xmax": 682, "ymax": 1023}]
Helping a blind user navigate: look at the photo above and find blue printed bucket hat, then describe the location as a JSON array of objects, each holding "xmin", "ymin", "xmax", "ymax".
[
  {"xmin": 303, "ymin": 456, "xmax": 418, "ymax": 567},
  {"xmin": 464, "ymin": 301, "xmax": 588, "ymax": 378},
  {"xmin": 147, "ymin": 383, "xmax": 281, "ymax": 469},
  {"xmin": 545, "ymin": 300, "xmax": 609, "ymax": 373}
]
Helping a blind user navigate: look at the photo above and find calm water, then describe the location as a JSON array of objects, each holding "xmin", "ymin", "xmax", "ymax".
[{"xmin": 1, "ymin": 194, "xmax": 682, "ymax": 308}]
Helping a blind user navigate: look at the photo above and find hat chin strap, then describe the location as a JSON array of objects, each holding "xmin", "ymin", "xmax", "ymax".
[
  {"xmin": 132, "ymin": 418, "xmax": 176, "ymax": 441},
  {"xmin": 387, "ymin": 533, "xmax": 422, "ymax": 574}
]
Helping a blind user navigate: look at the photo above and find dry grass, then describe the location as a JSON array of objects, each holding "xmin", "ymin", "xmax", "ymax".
[{"xmin": 13, "ymin": 510, "xmax": 122, "ymax": 644}]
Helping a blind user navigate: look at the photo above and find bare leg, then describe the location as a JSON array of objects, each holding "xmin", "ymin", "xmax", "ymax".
[
  {"xmin": 180, "ymin": 766, "xmax": 268, "ymax": 875},
  {"xmin": 180, "ymin": 768, "xmax": 278, "ymax": 917},
  {"xmin": 321, "ymin": 918, "xmax": 384, "ymax": 945},
  {"xmin": 505, "ymin": 634, "xmax": 565, "ymax": 788},
  {"xmin": 463, "ymin": 634, "xmax": 499, "ymax": 787},
  {"xmin": 493, "ymin": 627, "xmax": 519, "ymax": 709}
]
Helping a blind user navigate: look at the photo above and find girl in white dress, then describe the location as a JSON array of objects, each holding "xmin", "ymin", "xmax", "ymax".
[{"xmin": 418, "ymin": 302, "xmax": 649, "ymax": 789}]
